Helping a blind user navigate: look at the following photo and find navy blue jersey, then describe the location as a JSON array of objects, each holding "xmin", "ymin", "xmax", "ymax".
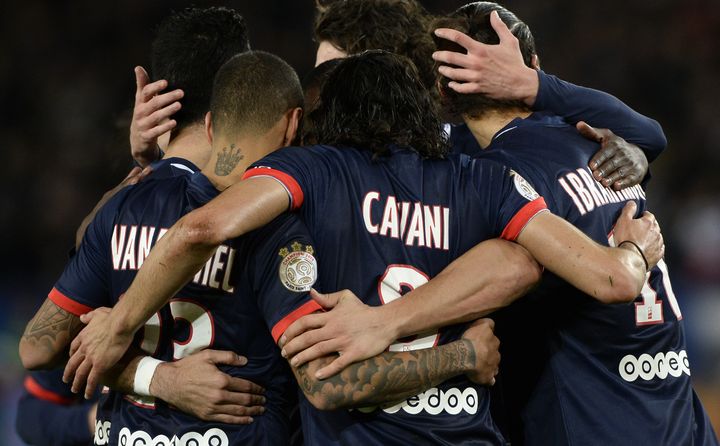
[
  {"xmin": 49, "ymin": 171, "xmax": 319, "ymax": 446},
  {"xmin": 244, "ymin": 145, "xmax": 548, "ymax": 445},
  {"xmin": 449, "ymin": 71, "xmax": 666, "ymax": 161},
  {"xmin": 477, "ymin": 112, "xmax": 717, "ymax": 446},
  {"xmin": 16, "ymin": 371, "xmax": 96, "ymax": 446}
]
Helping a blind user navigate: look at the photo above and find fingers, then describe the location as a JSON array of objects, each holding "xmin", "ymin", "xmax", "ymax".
[
  {"xmin": 134, "ymin": 66, "xmax": 150, "ymax": 102},
  {"xmin": 593, "ymin": 155, "xmax": 622, "ymax": 184},
  {"xmin": 139, "ymin": 79, "xmax": 169, "ymax": 103},
  {"xmin": 447, "ymin": 81, "xmax": 483, "ymax": 94},
  {"xmin": 79, "ymin": 307, "xmax": 111, "ymax": 324},
  {"xmin": 217, "ymin": 388, "xmax": 266, "ymax": 407},
  {"xmin": 71, "ymin": 357, "xmax": 92, "ymax": 393},
  {"xmin": 289, "ymin": 340, "xmax": 342, "ymax": 371},
  {"xmin": 140, "ymin": 119, "xmax": 177, "ymax": 141},
  {"xmin": 63, "ymin": 350, "xmax": 84, "ymax": 383},
  {"xmin": 489, "ymin": 10, "xmax": 515, "ymax": 43},
  {"xmin": 225, "ymin": 377, "xmax": 266, "ymax": 395},
  {"xmin": 309, "ymin": 288, "xmax": 339, "ymax": 310},
  {"xmin": 201, "ymin": 412, "xmax": 255, "ymax": 425},
  {"xmin": 620, "ymin": 201, "xmax": 638, "ymax": 221},
  {"xmin": 315, "ymin": 354, "xmax": 354, "ymax": 380},
  {"xmin": 282, "ymin": 327, "xmax": 329, "ymax": 359},
  {"xmin": 85, "ymin": 369, "xmax": 100, "ymax": 399},
  {"xmin": 600, "ymin": 167, "xmax": 626, "ymax": 189},
  {"xmin": 204, "ymin": 349, "xmax": 249, "ymax": 367},
  {"xmin": 431, "ymin": 50, "xmax": 472, "ymax": 68},
  {"xmin": 279, "ymin": 313, "xmax": 326, "ymax": 348},
  {"xmin": 437, "ymin": 66, "xmax": 480, "ymax": 83},
  {"xmin": 433, "ymin": 28, "xmax": 482, "ymax": 52},
  {"xmin": 576, "ymin": 121, "xmax": 602, "ymax": 143}
]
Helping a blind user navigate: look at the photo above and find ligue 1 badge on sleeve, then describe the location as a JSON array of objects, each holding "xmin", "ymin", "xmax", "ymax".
[
  {"xmin": 278, "ymin": 242, "xmax": 317, "ymax": 292},
  {"xmin": 510, "ymin": 170, "xmax": 539, "ymax": 202}
]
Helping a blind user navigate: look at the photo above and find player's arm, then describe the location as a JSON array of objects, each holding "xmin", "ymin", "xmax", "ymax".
[
  {"xmin": 289, "ymin": 319, "xmax": 498, "ymax": 410},
  {"xmin": 432, "ymin": 11, "xmax": 665, "ymax": 185},
  {"xmin": 16, "ymin": 374, "xmax": 96, "ymax": 446},
  {"xmin": 63, "ymin": 176, "xmax": 290, "ymax": 396},
  {"xmin": 516, "ymin": 201, "xmax": 662, "ymax": 302},
  {"xmin": 279, "ymin": 240, "xmax": 541, "ymax": 376},
  {"xmin": 19, "ymin": 298, "xmax": 84, "ymax": 370}
]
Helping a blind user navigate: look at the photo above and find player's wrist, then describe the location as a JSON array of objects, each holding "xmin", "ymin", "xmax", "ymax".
[
  {"xmin": 521, "ymin": 68, "xmax": 540, "ymax": 107},
  {"xmin": 133, "ymin": 356, "xmax": 164, "ymax": 397},
  {"xmin": 146, "ymin": 360, "xmax": 172, "ymax": 399},
  {"xmin": 619, "ymin": 240, "xmax": 650, "ymax": 271}
]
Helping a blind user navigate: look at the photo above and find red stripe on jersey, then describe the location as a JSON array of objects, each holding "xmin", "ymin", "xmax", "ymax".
[
  {"xmin": 24, "ymin": 376, "xmax": 74, "ymax": 405},
  {"xmin": 242, "ymin": 167, "xmax": 304, "ymax": 211},
  {"xmin": 501, "ymin": 197, "xmax": 548, "ymax": 241},
  {"xmin": 271, "ymin": 300, "xmax": 323, "ymax": 344},
  {"xmin": 48, "ymin": 287, "xmax": 93, "ymax": 317}
]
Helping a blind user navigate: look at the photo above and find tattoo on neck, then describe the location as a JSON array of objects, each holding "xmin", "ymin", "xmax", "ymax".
[{"xmin": 214, "ymin": 144, "xmax": 244, "ymax": 176}]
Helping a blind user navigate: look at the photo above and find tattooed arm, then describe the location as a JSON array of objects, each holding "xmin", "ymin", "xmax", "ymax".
[
  {"xmin": 290, "ymin": 319, "xmax": 499, "ymax": 411},
  {"xmin": 20, "ymin": 299, "xmax": 84, "ymax": 370}
]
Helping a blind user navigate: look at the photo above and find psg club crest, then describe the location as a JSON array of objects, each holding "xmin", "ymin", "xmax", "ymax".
[
  {"xmin": 510, "ymin": 170, "xmax": 539, "ymax": 202},
  {"xmin": 278, "ymin": 242, "xmax": 317, "ymax": 292}
]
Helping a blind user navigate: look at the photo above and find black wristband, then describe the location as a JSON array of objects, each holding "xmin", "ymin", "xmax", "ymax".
[{"xmin": 619, "ymin": 240, "xmax": 650, "ymax": 271}]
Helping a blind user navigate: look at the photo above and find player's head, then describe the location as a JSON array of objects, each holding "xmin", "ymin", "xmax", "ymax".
[
  {"xmin": 208, "ymin": 51, "xmax": 303, "ymax": 152},
  {"xmin": 302, "ymin": 58, "xmax": 342, "ymax": 113},
  {"xmin": 434, "ymin": 2, "xmax": 536, "ymax": 119},
  {"xmin": 313, "ymin": 0, "xmax": 436, "ymax": 92},
  {"xmin": 304, "ymin": 50, "xmax": 447, "ymax": 159},
  {"xmin": 152, "ymin": 7, "xmax": 250, "ymax": 133}
]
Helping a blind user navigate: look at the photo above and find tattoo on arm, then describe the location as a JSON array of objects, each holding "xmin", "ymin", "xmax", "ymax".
[
  {"xmin": 214, "ymin": 144, "xmax": 244, "ymax": 176},
  {"xmin": 293, "ymin": 339, "xmax": 476, "ymax": 410},
  {"xmin": 22, "ymin": 299, "xmax": 83, "ymax": 365}
]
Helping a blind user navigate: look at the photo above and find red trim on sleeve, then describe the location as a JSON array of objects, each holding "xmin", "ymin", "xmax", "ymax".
[
  {"xmin": 24, "ymin": 376, "xmax": 74, "ymax": 405},
  {"xmin": 242, "ymin": 167, "xmax": 304, "ymax": 211},
  {"xmin": 48, "ymin": 287, "xmax": 93, "ymax": 317},
  {"xmin": 271, "ymin": 300, "xmax": 323, "ymax": 343},
  {"xmin": 500, "ymin": 197, "xmax": 548, "ymax": 241}
]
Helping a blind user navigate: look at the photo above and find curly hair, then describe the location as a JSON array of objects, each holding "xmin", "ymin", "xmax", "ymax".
[
  {"xmin": 304, "ymin": 50, "xmax": 447, "ymax": 159},
  {"xmin": 152, "ymin": 7, "xmax": 250, "ymax": 131},
  {"xmin": 434, "ymin": 2, "xmax": 536, "ymax": 119},
  {"xmin": 314, "ymin": 0, "xmax": 436, "ymax": 93}
]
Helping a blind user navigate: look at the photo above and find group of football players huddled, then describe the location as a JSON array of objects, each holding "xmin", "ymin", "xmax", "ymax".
[{"xmin": 17, "ymin": 1, "xmax": 718, "ymax": 445}]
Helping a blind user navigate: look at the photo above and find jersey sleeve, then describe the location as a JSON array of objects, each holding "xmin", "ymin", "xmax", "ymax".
[
  {"xmin": 534, "ymin": 70, "xmax": 667, "ymax": 162},
  {"xmin": 473, "ymin": 159, "xmax": 549, "ymax": 241},
  {"xmin": 16, "ymin": 371, "xmax": 96, "ymax": 446},
  {"xmin": 246, "ymin": 215, "xmax": 322, "ymax": 343},
  {"xmin": 50, "ymin": 200, "xmax": 115, "ymax": 315},
  {"xmin": 242, "ymin": 146, "xmax": 332, "ymax": 212}
]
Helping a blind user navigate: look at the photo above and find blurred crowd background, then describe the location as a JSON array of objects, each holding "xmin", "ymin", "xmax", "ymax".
[{"xmin": 1, "ymin": 0, "xmax": 717, "ymax": 443}]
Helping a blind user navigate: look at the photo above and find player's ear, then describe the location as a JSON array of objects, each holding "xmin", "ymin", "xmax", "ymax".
[
  {"xmin": 283, "ymin": 107, "xmax": 303, "ymax": 146},
  {"xmin": 204, "ymin": 111, "xmax": 214, "ymax": 144},
  {"xmin": 531, "ymin": 54, "xmax": 540, "ymax": 70}
]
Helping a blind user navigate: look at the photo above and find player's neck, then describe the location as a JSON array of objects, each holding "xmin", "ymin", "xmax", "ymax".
[
  {"xmin": 163, "ymin": 124, "xmax": 213, "ymax": 168},
  {"xmin": 464, "ymin": 109, "xmax": 531, "ymax": 148},
  {"xmin": 202, "ymin": 135, "xmax": 277, "ymax": 191}
]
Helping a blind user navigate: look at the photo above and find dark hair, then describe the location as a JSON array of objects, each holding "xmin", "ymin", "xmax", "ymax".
[
  {"xmin": 152, "ymin": 7, "xmax": 250, "ymax": 132},
  {"xmin": 211, "ymin": 51, "xmax": 303, "ymax": 137},
  {"xmin": 434, "ymin": 2, "xmax": 536, "ymax": 118},
  {"xmin": 314, "ymin": 0, "xmax": 436, "ymax": 92},
  {"xmin": 305, "ymin": 50, "xmax": 447, "ymax": 159},
  {"xmin": 302, "ymin": 58, "xmax": 342, "ymax": 112}
]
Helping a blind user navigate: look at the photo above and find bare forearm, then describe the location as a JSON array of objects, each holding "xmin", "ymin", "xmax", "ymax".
[
  {"xmin": 294, "ymin": 340, "xmax": 474, "ymax": 410},
  {"xmin": 20, "ymin": 300, "xmax": 83, "ymax": 370},
  {"xmin": 99, "ymin": 348, "xmax": 146, "ymax": 394},
  {"xmin": 379, "ymin": 240, "xmax": 540, "ymax": 339}
]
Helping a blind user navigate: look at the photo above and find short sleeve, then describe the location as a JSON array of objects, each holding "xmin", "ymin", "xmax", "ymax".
[
  {"xmin": 50, "ymin": 204, "xmax": 114, "ymax": 315},
  {"xmin": 246, "ymin": 214, "xmax": 323, "ymax": 343},
  {"xmin": 242, "ymin": 146, "xmax": 331, "ymax": 212},
  {"xmin": 473, "ymin": 159, "xmax": 549, "ymax": 241},
  {"xmin": 23, "ymin": 371, "xmax": 76, "ymax": 405}
]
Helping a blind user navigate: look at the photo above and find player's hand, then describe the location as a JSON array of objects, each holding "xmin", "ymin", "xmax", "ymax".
[
  {"xmin": 432, "ymin": 10, "xmax": 539, "ymax": 105},
  {"xmin": 75, "ymin": 166, "xmax": 153, "ymax": 249},
  {"xmin": 612, "ymin": 201, "xmax": 665, "ymax": 269},
  {"xmin": 279, "ymin": 289, "xmax": 395, "ymax": 380},
  {"xmin": 578, "ymin": 122, "xmax": 649, "ymax": 190},
  {"xmin": 150, "ymin": 349, "xmax": 265, "ymax": 425},
  {"xmin": 460, "ymin": 319, "xmax": 500, "ymax": 386},
  {"xmin": 130, "ymin": 66, "xmax": 183, "ymax": 167},
  {"xmin": 64, "ymin": 309, "xmax": 135, "ymax": 400}
]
